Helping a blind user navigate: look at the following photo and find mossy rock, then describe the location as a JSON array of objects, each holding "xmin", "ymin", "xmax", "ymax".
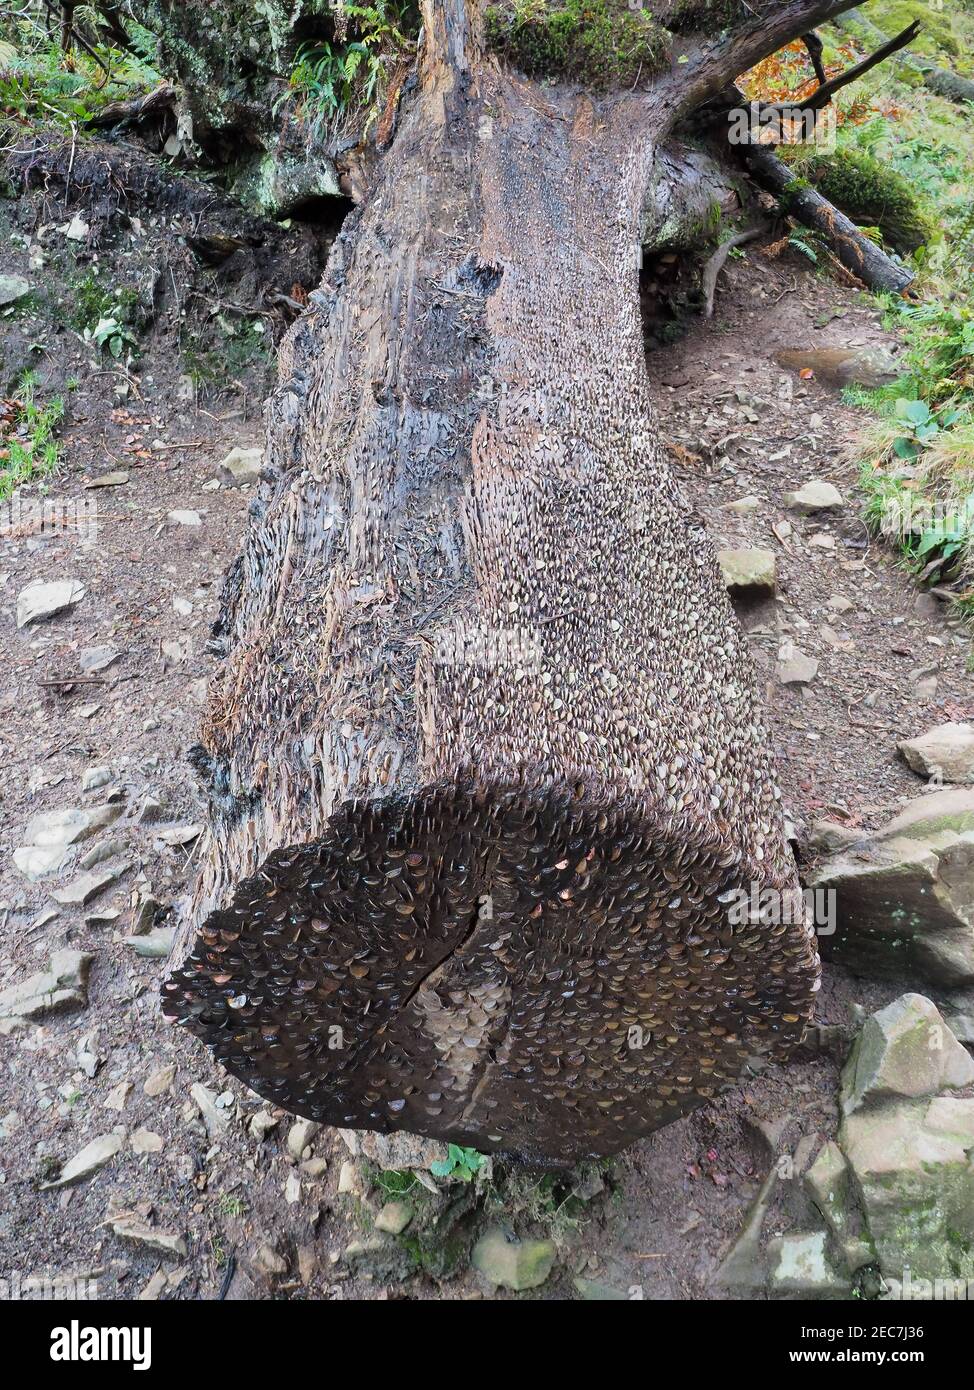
[
  {"xmin": 782, "ymin": 146, "xmax": 935, "ymax": 254},
  {"xmin": 861, "ymin": 0, "xmax": 961, "ymax": 60},
  {"xmin": 485, "ymin": 0, "xmax": 672, "ymax": 87}
]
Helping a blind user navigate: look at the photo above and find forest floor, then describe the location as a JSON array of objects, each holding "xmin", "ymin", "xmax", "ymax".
[{"xmin": 1, "ymin": 137, "xmax": 971, "ymax": 1301}]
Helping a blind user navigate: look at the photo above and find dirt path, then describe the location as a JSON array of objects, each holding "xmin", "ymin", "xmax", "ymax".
[{"xmin": 1, "ymin": 231, "xmax": 969, "ymax": 1301}]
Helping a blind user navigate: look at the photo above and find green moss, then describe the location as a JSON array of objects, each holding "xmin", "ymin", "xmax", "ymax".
[
  {"xmin": 782, "ymin": 146, "xmax": 936, "ymax": 253},
  {"xmin": 485, "ymin": 0, "xmax": 672, "ymax": 87},
  {"xmin": 862, "ymin": 1, "xmax": 961, "ymax": 60},
  {"xmin": 665, "ymin": 0, "xmax": 745, "ymax": 33},
  {"xmin": 373, "ymin": 1167, "xmax": 418, "ymax": 1198},
  {"xmin": 65, "ymin": 272, "xmax": 114, "ymax": 334}
]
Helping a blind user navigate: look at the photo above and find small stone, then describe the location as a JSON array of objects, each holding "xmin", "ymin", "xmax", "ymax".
[
  {"xmin": 172, "ymin": 595, "xmax": 193, "ymax": 617},
  {"xmin": 0, "ymin": 274, "xmax": 31, "ymax": 307},
  {"xmin": 79, "ymin": 838, "xmax": 122, "ymax": 871},
  {"xmin": 79, "ymin": 646, "xmax": 120, "ymax": 674},
  {"xmin": 343, "ymin": 1237, "xmax": 414, "ymax": 1281},
  {"xmin": 721, "ymin": 494, "xmax": 761, "ymax": 514},
  {"xmin": 84, "ymin": 471, "xmax": 129, "ymax": 489},
  {"xmin": 81, "ymin": 766, "xmax": 111, "ymax": 792},
  {"xmin": 828, "ymin": 594, "xmax": 854, "ymax": 613},
  {"xmin": 0, "ymin": 1111, "xmax": 23, "ymax": 1140},
  {"xmin": 13, "ymin": 845, "xmax": 71, "ymax": 880},
  {"xmin": 64, "ymin": 213, "xmax": 90, "ymax": 241},
  {"xmin": 53, "ymin": 860, "xmax": 129, "ymax": 906},
  {"xmin": 300, "ymin": 1156, "xmax": 328, "ymax": 1178},
  {"xmin": 573, "ymin": 1277, "xmax": 631, "ymax": 1300},
  {"xmin": 471, "ymin": 1228, "xmax": 555, "ymax": 1291},
  {"xmin": 286, "ymin": 1119, "xmax": 321, "ymax": 1161},
  {"xmin": 136, "ymin": 797, "xmax": 165, "ymax": 825},
  {"xmin": 85, "ymin": 908, "xmax": 119, "ymax": 928},
  {"xmin": 820, "ymin": 625, "xmax": 854, "ymax": 653},
  {"xmin": 784, "ymin": 481, "xmax": 844, "ymax": 513},
  {"xmin": 0, "ymin": 949, "xmax": 91, "ymax": 1030},
  {"xmin": 25, "ymin": 803, "xmax": 122, "ymax": 851},
  {"xmin": 139, "ymin": 1270, "xmax": 168, "ymax": 1301},
  {"xmin": 168, "ymin": 510, "xmax": 201, "ymax": 527},
  {"xmin": 297, "ymin": 1245, "xmax": 317, "ymax": 1285},
  {"xmin": 190, "ymin": 1082, "xmax": 230, "ymax": 1140},
  {"xmin": 112, "ymin": 1217, "xmax": 186, "ymax": 1259},
  {"xmin": 104, "ymin": 1080, "xmax": 131, "ymax": 1111},
  {"xmin": 337, "ymin": 1160, "xmax": 363, "ymax": 1196},
  {"xmin": 253, "ymin": 1243, "xmax": 288, "ymax": 1278},
  {"xmin": 75, "ymin": 1033, "xmax": 101, "ymax": 1078},
  {"xmin": 16, "ymin": 579, "xmax": 85, "ymax": 628},
  {"xmin": 374, "ymin": 1201, "xmax": 413, "ymax": 1235},
  {"xmin": 718, "ymin": 547, "xmax": 776, "ymax": 594},
  {"xmin": 899, "ymin": 722, "xmax": 974, "ymax": 784},
  {"xmin": 285, "ymin": 1171, "xmax": 302, "ymax": 1205},
  {"xmin": 125, "ymin": 928, "xmax": 174, "ymax": 958},
  {"xmin": 218, "ymin": 445, "xmax": 263, "ymax": 486},
  {"xmin": 42, "ymin": 1132, "xmax": 123, "ymax": 1188},
  {"xmin": 249, "ymin": 1109, "xmax": 279, "ymax": 1140},
  {"xmin": 144, "ymin": 1065, "xmax": 176, "ymax": 1098},
  {"xmin": 131, "ymin": 1128, "xmax": 164, "ymax": 1155},
  {"xmin": 155, "ymin": 824, "xmax": 203, "ymax": 847},
  {"xmin": 777, "ymin": 641, "xmax": 818, "ymax": 685}
]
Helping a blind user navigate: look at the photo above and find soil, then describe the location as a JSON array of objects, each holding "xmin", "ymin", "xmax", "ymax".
[{"xmin": 1, "ymin": 137, "xmax": 970, "ymax": 1302}]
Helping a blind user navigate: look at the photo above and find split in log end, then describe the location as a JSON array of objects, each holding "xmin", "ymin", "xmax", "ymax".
[{"xmin": 162, "ymin": 772, "xmax": 819, "ymax": 1165}]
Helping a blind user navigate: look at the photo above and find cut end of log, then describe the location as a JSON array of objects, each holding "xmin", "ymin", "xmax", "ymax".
[{"xmin": 162, "ymin": 773, "xmax": 819, "ymax": 1165}]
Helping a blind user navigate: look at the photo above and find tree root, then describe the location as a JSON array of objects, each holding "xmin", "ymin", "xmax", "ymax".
[{"xmin": 701, "ymin": 223, "xmax": 768, "ymax": 317}]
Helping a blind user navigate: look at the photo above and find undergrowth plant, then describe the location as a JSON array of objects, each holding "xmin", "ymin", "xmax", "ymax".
[
  {"xmin": 0, "ymin": 373, "xmax": 64, "ymax": 499},
  {"xmin": 274, "ymin": 3, "xmax": 418, "ymax": 139},
  {"xmin": 0, "ymin": 7, "xmax": 160, "ymax": 132},
  {"xmin": 795, "ymin": 7, "xmax": 974, "ymax": 605}
]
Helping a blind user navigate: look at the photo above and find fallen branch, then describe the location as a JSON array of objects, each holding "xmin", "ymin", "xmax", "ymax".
[
  {"xmin": 85, "ymin": 83, "xmax": 178, "ymax": 130},
  {"xmin": 802, "ymin": 30, "xmax": 827, "ymax": 86},
  {"xmin": 742, "ymin": 143, "xmax": 914, "ymax": 294},
  {"xmin": 38, "ymin": 675, "xmax": 107, "ymax": 688},
  {"xmin": 701, "ymin": 223, "xmax": 768, "ymax": 317},
  {"xmin": 767, "ymin": 19, "xmax": 921, "ymax": 113}
]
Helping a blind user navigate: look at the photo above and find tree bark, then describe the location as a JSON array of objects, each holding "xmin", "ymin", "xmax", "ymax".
[{"xmin": 158, "ymin": 1, "xmax": 878, "ymax": 1165}]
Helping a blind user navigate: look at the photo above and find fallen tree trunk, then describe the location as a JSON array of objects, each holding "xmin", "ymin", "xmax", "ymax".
[
  {"xmin": 741, "ymin": 143, "xmax": 915, "ymax": 293},
  {"xmin": 155, "ymin": 0, "xmax": 894, "ymax": 1166}
]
